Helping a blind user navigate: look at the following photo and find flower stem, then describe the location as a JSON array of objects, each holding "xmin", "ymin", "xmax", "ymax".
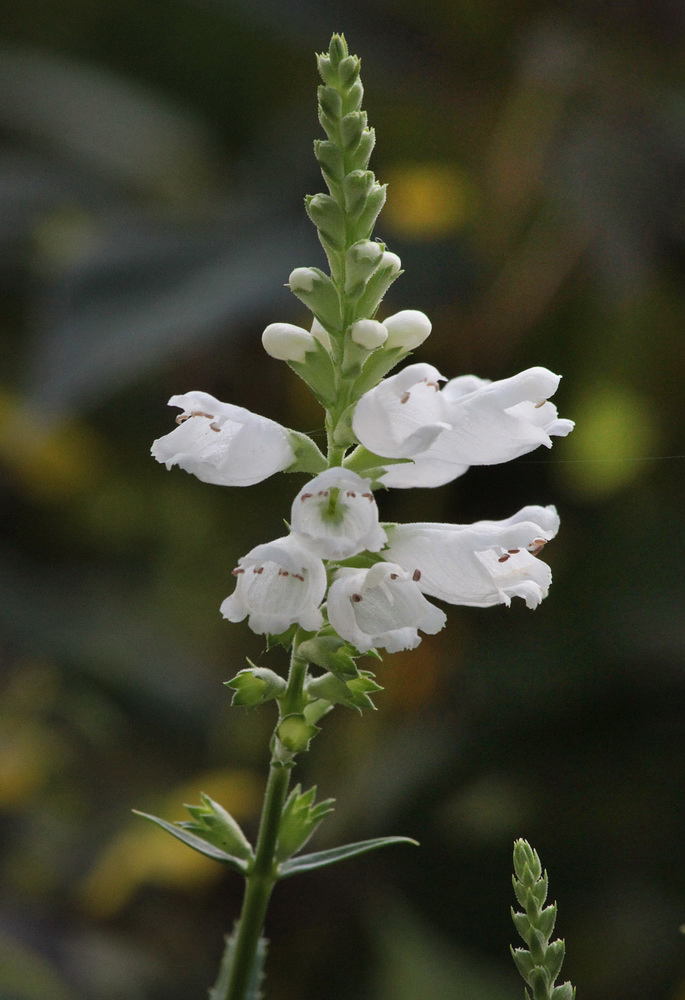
[{"xmin": 222, "ymin": 761, "xmax": 291, "ymax": 1000}]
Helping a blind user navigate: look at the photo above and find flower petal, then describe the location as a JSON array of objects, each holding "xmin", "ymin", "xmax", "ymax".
[{"xmin": 151, "ymin": 392, "xmax": 295, "ymax": 487}]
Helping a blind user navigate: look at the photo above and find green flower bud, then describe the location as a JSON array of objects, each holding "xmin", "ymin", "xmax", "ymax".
[
  {"xmin": 180, "ymin": 793, "xmax": 254, "ymax": 860},
  {"xmin": 306, "ymin": 193, "xmax": 346, "ymax": 249},
  {"xmin": 338, "ymin": 55, "xmax": 360, "ymax": 89},
  {"xmin": 341, "ymin": 111, "xmax": 366, "ymax": 152},
  {"xmin": 353, "ymin": 127, "xmax": 376, "ymax": 171},
  {"xmin": 318, "ymin": 84, "xmax": 343, "ymax": 121},
  {"xmin": 275, "ymin": 784, "xmax": 335, "ymax": 862},
  {"xmin": 225, "ymin": 666, "xmax": 286, "ymax": 707},
  {"xmin": 314, "ymin": 139, "xmax": 345, "ymax": 186},
  {"xmin": 353, "ymin": 253, "xmax": 402, "ymax": 320},
  {"xmin": 307, "ymin": 670, "xmax": 382, "ymax": 712},
  {"xmin": 277, "ymin": 714, "xmax": 320, "ymax": 753},
  {"xmin": 298, "ymin": 634, "xmax": 359, "ymax": 678},
  {"xmin": 343, "ymin": 170, "xmax": 375, "ymax": 216}
]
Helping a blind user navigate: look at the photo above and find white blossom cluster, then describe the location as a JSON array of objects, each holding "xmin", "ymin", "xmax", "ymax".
[{"xmin": 151, "ymin": 307, "xmax": 573, "ymax": 656}]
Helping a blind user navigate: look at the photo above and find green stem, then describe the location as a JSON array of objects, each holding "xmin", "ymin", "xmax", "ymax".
[{"xmin": 223, "ymin": 762, "xmax": 291, "ymax": 1000}]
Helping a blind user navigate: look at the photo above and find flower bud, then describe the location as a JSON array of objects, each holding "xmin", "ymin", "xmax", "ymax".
[
  {"xmin": 262, "ymin": 322, "xmax": 317, "ymax": 363},
  {"xmin": 345, "ymin": 240, "xmax": 384, "ymax": 296},
  {"xmin": 277, "ymin": 714, "xmax": 319, "ymax": 753},
  {"xmin": 225, "ymin": 667, "xmax": 286, "ymax": 707},
  {"xmin": 383, "ymin": 309, "xmax": 432, "ymax": 351},
  {"xmin": 380, "ymin": 251, "xmax": 402, "ymax": 275},
  {"xmin": 289, "ymin": 267, "xmax": 317, "ymax": 293},
  {"xmin": 288, "ymin": 267, "xmax": 342, "ymax": 330},
  {"xmin": 350, "ymin": 318, "xmax": 388, "ymax": 349},
  {"xmin": 305, "ymin": 193, "xmax": 345, "ymax": 248}
]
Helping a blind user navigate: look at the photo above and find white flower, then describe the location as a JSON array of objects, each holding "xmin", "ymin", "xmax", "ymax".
[
  {"xmin": 310, "ymin": 317, "xmax": 332, "ymax": 352},
  {"xmin": 327, "ymin": 562, "xmax": 446, "ymax": 653},
  {"xmin": 221, "ymin": 535, "xmax": 327, "ymax": 635},
  {"xmin": 353, "ymin": 363, "xmax": 574, "ymax": 488},
  {"xmin": 290, "ymin": 468, "xmax": 387, "ymax": 560},
  {"xmin": 262, "ymin": 323, "xmax": 317, "ymax": 362},
  {"xmin": 383, "ymin": 309, "xmax": 432, "ymax": 350},
  {"xmin": 151, "ymin": 391, "xmax": 295, "ymax": 487},
  {"xmin": 350, "ymin": 319, "xmax": 388, "ymax": 350},
  {"xmin": 383, "ymin": 505, "xmax": 560, "ymax": 609}
]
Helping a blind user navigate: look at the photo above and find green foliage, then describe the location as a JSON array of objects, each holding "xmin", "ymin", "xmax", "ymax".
[
  {"xmin": 225, "ymin": 665, "xmax": 286, "ymax": 707},
  {"xmin": 133, "ymin": 809, "xmax": 252, "ymax": 873},
  {"xmin": 511, "ymin": 840, "xmax": 575, "ymax": 1000},
  {"xmin": 278, "ymin": 835, "xmax": 418, "ymax": 879}
]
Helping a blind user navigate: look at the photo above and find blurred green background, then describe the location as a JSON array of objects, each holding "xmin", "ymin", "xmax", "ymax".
[{"xmin": 1, "ymin": 1, "xmax": 684, "ymax": 998}]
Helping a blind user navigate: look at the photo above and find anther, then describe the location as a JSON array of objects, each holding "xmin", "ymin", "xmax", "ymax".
[
  {"xmin": 210, "ymin": 422, "xmax": 220, "ymax": 432},
  {"xmin": 534, "ymin": 400, "xmax": 547, "ymax": 408},
  {"xmin": 498, "ymin": 554, "xmax": 510, "ymax": 563},
  {"xmin": 390, "ymin": 573, "xmax": 399, "ymax": 580},
  {"xmin": 346, "ymin": 491, "xmax": 356, "ymax": 498},
  {"xmin": 507, "ymin": 549, "xmax": 520, "ymax": 554},
  {"xmin": 292, "ymin": 573, "xmax": 305, "ymax": 582},
  {"xmin": 351, "ymin": 593, "xmax": 363, "ymax": 603},
  {"xmin": 253, "ymin": 566, "xmax": 264, "ymax": 574},
  {"xmin": 362, "ymin": 492, "xmax": 373, "ymax": 501},
  {"xmin": 278, "ymin": 569, "xmax": 289, "ymax": 577},
  {"xmin": 175, "ymin": 414, "xmax": 189, "ymax": 424},
  {"xmin": 231, "ymin": 568, "xmax": 244, "ymax": 576},
  {"xmin": 401, "ymin": 391, "xmax": 411, "ymax": 404},
  {"xmin": 300, "ymin": 493, "xmax": 313, "ymax": 501},
  {"xmin": 412, "ymin": 569, "xmax": 421, "ymax": 581}
]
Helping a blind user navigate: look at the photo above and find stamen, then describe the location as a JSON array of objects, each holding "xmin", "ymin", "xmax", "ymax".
[
  {"xmin": 412, "ymin": 569, "xmax": 421, "ymax": 581},
  {"xmin": 528, "ymin": 538, "xmax": 547, "ymax": 555},
  {"xmin": 534, "ymin": 400, "xmax": 547, "ymax": 408},
  {"xmin": 300, "ymin": 493, "xmax": 313, "ymax": 501},
  {"xmin": 507, "ymin": 549, "xmax": 520, "ymax": 554},
  {"xmin": 351, "ymin": 593, "xmax": 363, "ymax": 603},
  {"xmin": 292, "ymin": 573, "xmax": 305, "ymax": 582},
  {"xmin": 253, "ymin": 566, "xmax": 264, "ymax": 574},
  {"xmin": 346, "ymin": 491, "xmax": 356, "ymax": 498},
  {"xmin": 210, "ymin": 422, "xmax": 221, "ymax": 432},
  {"xmin": 175, "ymin": 414, "xmax": 189, "ymax": 424},
  {"xmin": 278, "ymin": 569, "xmax": 289, "ymax": 577},
  {"xmin": 362, "ymin": 492, "xmax": 373, "ymax": 501},
  {"xmin": 318, "ymin": 490, "xmax": 328, "ymax": 497},
  {"xmin": 401, "ymin": 391, "xmax": 411, "ymax": 404},
  {"xmin": 498, "ymin": 554, "xmax": 510, "ymax": 563},
  {"xmin": 390, "ymin": 573, "xmax": 399, "ymax": 580},
  {"xmin": 231, "ymin": 568, "xmax": 244, "ymax": 576}
]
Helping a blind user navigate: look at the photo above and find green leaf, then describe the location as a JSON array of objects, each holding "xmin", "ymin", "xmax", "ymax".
[
  {"xmin": 284, "ymin": 430, "xmax": 327, "ymax": 476},
  {"xmin": 209, "ymin": 924, "xmax": 267, "ymax": 1000},
  {"xmin": 133, "ymin": 810, "xmax": 249, "ymax": 874},
  {"xmin": 277, "ymin": 835, "xmax": 418, "ymax": 878}
]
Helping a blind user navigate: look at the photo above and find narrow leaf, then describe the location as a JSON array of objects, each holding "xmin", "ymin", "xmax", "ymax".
[
  {"xmin": 277, "ymin": 835, "xmax": 418, "ymax": 878},
  {"xmin": 133, "ymin": 810, "xmax": 249, "ymax": 874}
]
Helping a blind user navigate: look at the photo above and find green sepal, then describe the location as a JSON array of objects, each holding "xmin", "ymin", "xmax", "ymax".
[
  {"xmin": 297, "ymin": 634, "xmax": 359, "ymax": 679},
  {"xmin": 178, "ymin": 792, "xmax": 254, "ymax": 860},
  {"xmin": 266, "ymin": 624, "xmax": 299, "ymax": 650},
  {"xmin": 537, "ymin": 902, "xmax": 558, "ymax": 940},
  {"xmin": 353, "ymin": 178, "xmax": 385, "ymax": 238},
  {"xmin": 343, "ymin": 169, "xmax": 375, "ymax": 216},
  {"xmin": 306, "ymin": 670, "xmax": 382, "ymax": 712},
  {"xmin": 352, "ymin": 260, "xmax": 402, "ymax": 320},
  {"xmin": 225, "ymin": 665, "xmax": 286, "ymax": 707},
  {"xmin": 133, "ymin": 810, "xmax": 250, "ymax": 873},
  {"xmin": 351, "ymin": 344, "xmax": 408, "ymax": 398},
  {"xmin": 277, "ymin": 836, "xmax": 418, "ymax": 879},
  {"xmin": 543, "ymin": 939, "xmax": 566, "ymax": 982},
  {"xmin": 551, "ymin": 984, "xmax": 575, "ymax": 1000},
  {"xmin": 341, "ymin": 110, "xmax": 366, "ymax": 151},
  {"xmin": 277, "ymin": 713, "xmax": 320, "ymax": 753},
  {"xmin": 511, "ymin": 947, "xmax": 536, "ymax": 980},
  {"xmin": 275, "ymin": 784, "xmax": 335, "ymax": 863},
  {"xmin": 343, "ymin": 446, "xmax": 413, "ymax": 485},
  {"xmin": 334, "ymin": 551, "xmax": 386, "ymax": 570},
  {"xmin": 284, "ymin": 430, "xmax": 327, "ymax": 475},
  {"xmin": 287, "ymin": 337, "xmax": 338, "ymax": 408},
  {"xmin": 209, "ymin": 924, "xmax": 267, "ymax": 1000}
]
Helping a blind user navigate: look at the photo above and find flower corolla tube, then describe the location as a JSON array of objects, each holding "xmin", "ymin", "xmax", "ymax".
[
  {"xmin": 352, "ymin": 364, "xmax": 574, "ymax": 488},
  {"xmin": 151, "ymin": 391, "xmax": 295, "ymax": 487},
  {"xmin": 383, "ymin": 505, "xmax": 560, "ymax": 609}
]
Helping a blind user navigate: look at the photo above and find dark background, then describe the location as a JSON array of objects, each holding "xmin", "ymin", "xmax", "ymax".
[{"xmin": 0, "ymin": 1, "xmax": 684, "ymax": 998}]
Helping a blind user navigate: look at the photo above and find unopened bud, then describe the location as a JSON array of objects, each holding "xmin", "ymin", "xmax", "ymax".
[
  {"xmin": 345, "ymin": 240, "xmax": 384, "ymax": 296},
  {"xmin": 262, "ymin": 323, "xmax": 316, "ymax": 363},
  {"xmin": 380, "ymin": 251, "xmax": 402, "ymax": 275},
  {"xmin": 277, "ymin": 714, "xmax": 319, "ymax": 753},
  {"xmin": 225, "ymin": 667, "xmax": 286, "ymax": 707},
  {"xmin": 310, "ymin": 317, "xmax": 332, "ymax": 351},
  {"xmin": 350, "ymin": 319, "xmax": 388, "ymax": 350},
  {"xmin": 289, "ymin": 267, "xmax": 317, "ymax": 293},
  {"xmin": 383, "ymin": 309, "xmax": 431, "ymax": 350}
]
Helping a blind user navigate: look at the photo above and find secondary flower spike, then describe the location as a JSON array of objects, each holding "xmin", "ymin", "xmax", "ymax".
[
  {"xmin": 383, "ymin": 505, "xmax": 560, "ymax": 608},
  {"xmin": 221, "ymin": 534, "xmax": 327, "ymax": 635},
  {"xmin": 151, "ymin": 391, "xmax": 296, "ymax": 487},
  {"xmin": 290, "ymin": 467, "xmax": 387, "ymax": 560},
  {"xmin": 353, "ymin": 364, "xmax": 574, "ymax": 488},
  {"xmin": 327, "ymin": 562, "xmax": 447, "ymax": 653}
]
